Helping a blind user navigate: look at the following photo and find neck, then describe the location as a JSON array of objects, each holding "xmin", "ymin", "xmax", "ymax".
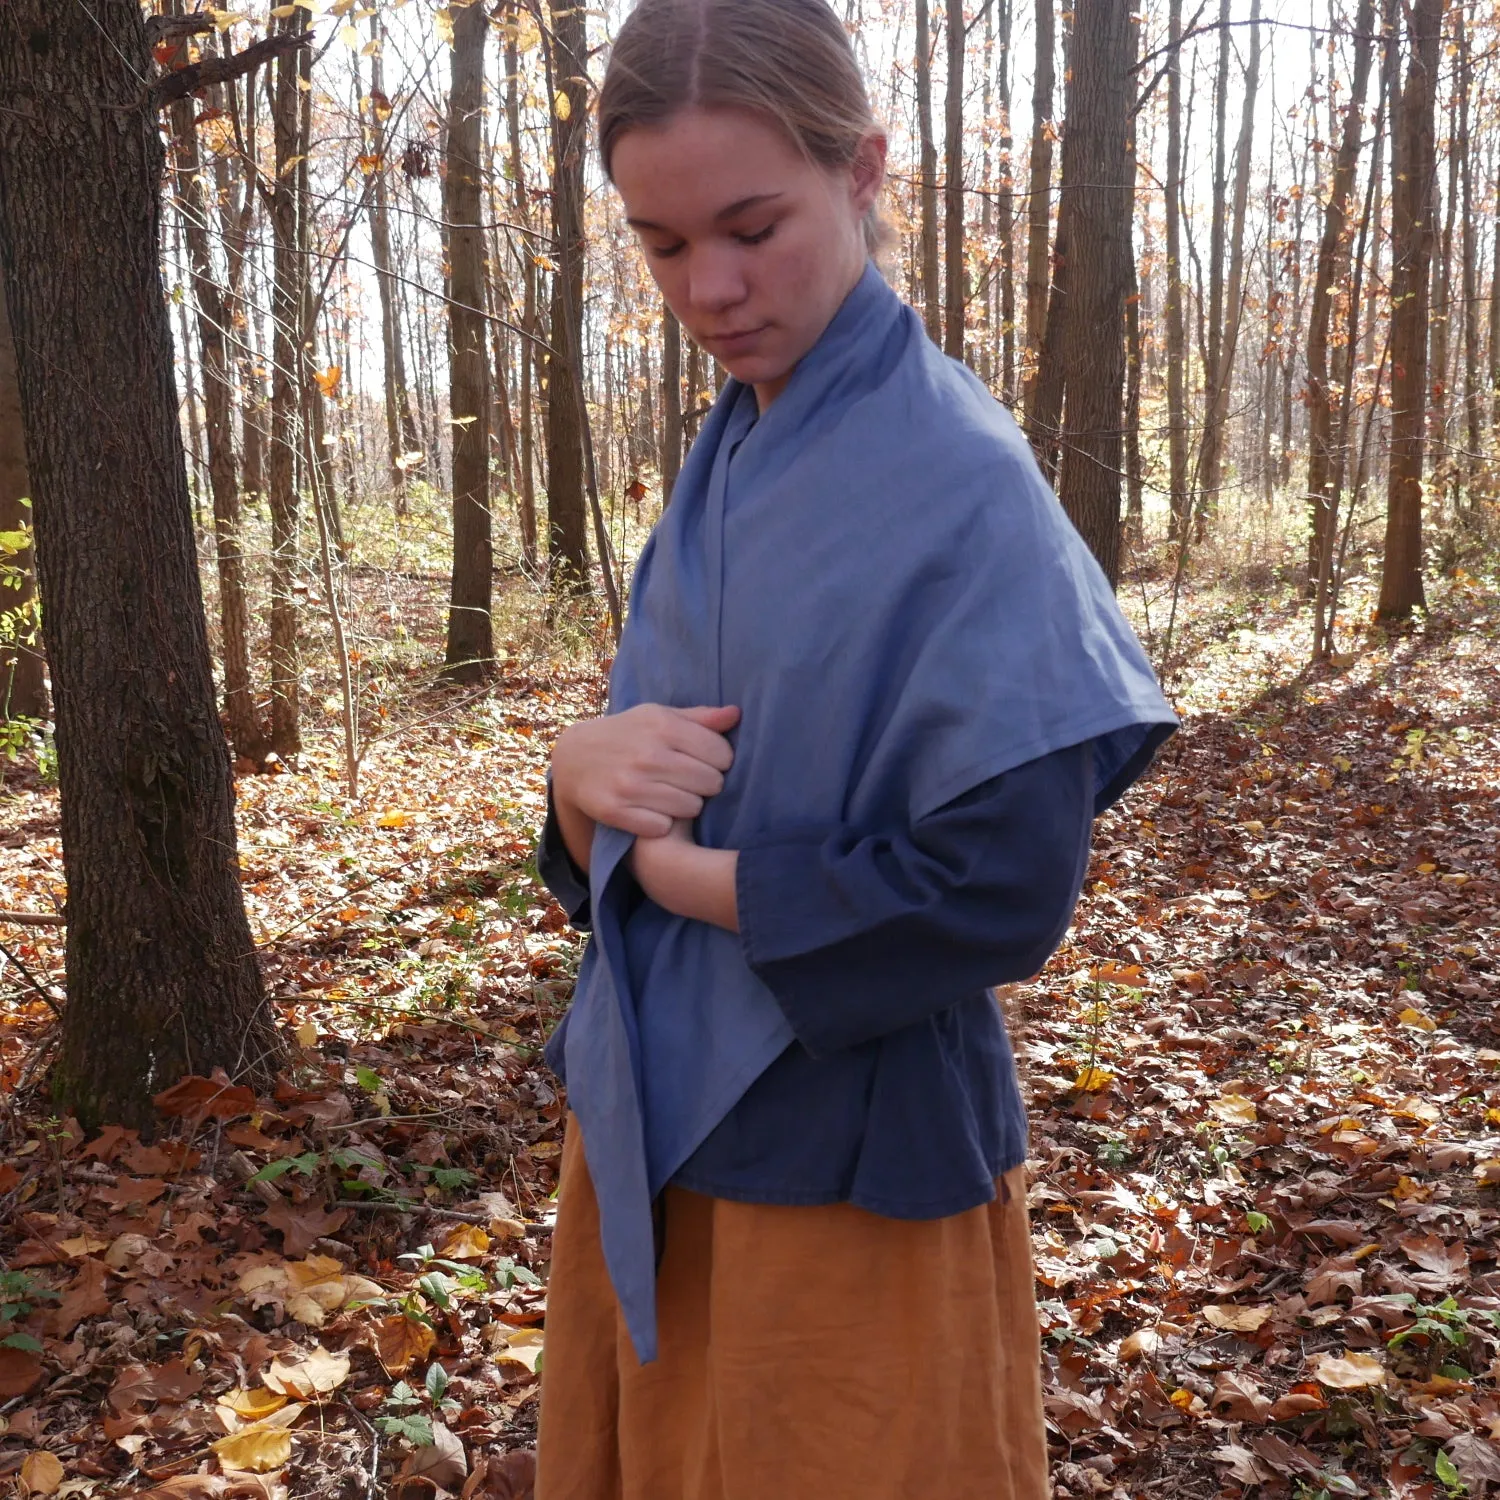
[{"xmin": 752, "ymin": 254, "xmax": 869, "ymax": 413}]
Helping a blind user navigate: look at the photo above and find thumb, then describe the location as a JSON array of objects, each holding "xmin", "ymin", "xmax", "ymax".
[{"xmin": 677, "ymin": 704, "xmax": 741, "ymax": 732}]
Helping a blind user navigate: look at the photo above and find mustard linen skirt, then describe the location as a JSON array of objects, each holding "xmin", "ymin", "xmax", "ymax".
[{"xmin": 535, "ymin": 1122, "xmax": 1049, "ymax": 1500}]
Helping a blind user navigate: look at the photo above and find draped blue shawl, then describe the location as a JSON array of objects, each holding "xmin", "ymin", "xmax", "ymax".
[{"xmin": 555, "ymin": 261, "xmax": 1176, "ymax": 1362}]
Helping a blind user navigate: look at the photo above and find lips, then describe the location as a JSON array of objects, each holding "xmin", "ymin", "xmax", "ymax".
[{"xmin": 706, "ymin": 325, "xmax": 768, "ymax": 354}]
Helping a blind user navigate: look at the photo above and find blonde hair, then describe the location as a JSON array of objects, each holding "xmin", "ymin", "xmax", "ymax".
[{"xmin": 598, "ymin": 0, "xmax": 885, "ymax": 248}]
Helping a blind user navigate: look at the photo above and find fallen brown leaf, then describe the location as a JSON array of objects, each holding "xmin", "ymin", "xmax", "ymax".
[
  {"xmin": 372, "ymin": 1313, "xmax": 438, "ymax": 1377},
  {"xmin": 261, "ymin": 1200, "xmax": 350, "ymax": 1259},
  {"xmin": 262, "ymin": 1345, "xmax": 349, "ymax": 1399},
  {"xmin": 1308, "ymin": 1350, "xmax": 1386, "ymax": 1389},
  {"xmin": 0, "ymin": 1347, "xmax": 43, "ymax": 1398},
  {"xmin": 18, "ymin": 1451, "xmax": 63, "ymax": 1496},
  {"xmin": 47, "ymin": 1256, "xmax": 110, "ymax": 1337},
  {"xmin": 398, "ymin": 1420, "xmax": 467, "ymax": 1491}
]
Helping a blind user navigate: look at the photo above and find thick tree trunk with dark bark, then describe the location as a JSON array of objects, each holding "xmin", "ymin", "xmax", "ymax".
[
  {"xmin": 1053, "ymin": 0, "xmax": 1133, "ymax": 586},
  {"xmin": 443, "ymin": 0, "xmax": 494, "ymax": 678},
  {"xmin": 545, "ymin": 0, "xmax": 591, "ymax": 588},
  {"xmin": 170, "ymin": 94, "xmax": 265, "ymax": 764},
  {"xmin": 1377, "ymin": 0, "xmax": 1441, "ymax": 622},
  {"xmin": 0, "ymin": 0, "xmax": 280, "ymax": 1128},
  {"xmin": 0, "ymin": 277, "xmax": 45, "ymax": 721}
]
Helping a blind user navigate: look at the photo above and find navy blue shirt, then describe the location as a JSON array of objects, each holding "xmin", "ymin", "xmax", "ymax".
[{"xmin": 538, "ymin": 739, "xmax": 1111, "ymax": 1219}]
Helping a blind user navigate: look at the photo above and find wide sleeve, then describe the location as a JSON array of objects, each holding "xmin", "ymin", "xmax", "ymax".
[
  {"xmin": 735, "ymin": 741, "xmax": 1094, "ymax": 1057},
  {"xmin": 536, "ymin": 777, "xmax": 592, "ymax": 932}
]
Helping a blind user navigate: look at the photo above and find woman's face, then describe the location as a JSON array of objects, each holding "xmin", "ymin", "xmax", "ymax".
[{"xmin": 611, "ymin": 107, "xmax": 886, "ymax": 407}]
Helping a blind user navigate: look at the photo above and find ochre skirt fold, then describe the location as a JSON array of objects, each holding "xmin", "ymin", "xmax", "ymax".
[{"xmin": 536, "ymin": 1124, "xmax": 1048, "ymax": 1500}]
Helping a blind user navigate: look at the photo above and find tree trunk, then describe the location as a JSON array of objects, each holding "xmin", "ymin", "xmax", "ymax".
[
  {"xmin": 942, "ymin": 0, "xmax": 965, "ymax": 359},
  {"xmin": 266, "ymin": 13, "xmax": 305, "ymax": 758},
  {"xmin": 996, "ymin": 0, "xmax": 1016, "ymax": 397},
  {"xmin": 1023, "ymin": 0, "xmax": 1054, "ymax": 388},
  {"xmin": 0, "ymin": 276, "xmax": 45, "ymax": 721},
  {"xmin": 0, "ymin": 0, "xmax": 281, "ymax": 1128},
  {"xmin": 368, "ymin": 20, "xmax": 422, "ymax": 505},
  {"xmin": 218, "ymin": 77, "xmax": 264, "ymax": 506},
  {"xmin": 503, "ymin": 12, "xmax": 539, "ymax": 573},
  {"xmin": 1376, "ymin": 0, "xmax": 1441, "ymax": 622},
  {"xmin": 915, "ymin": 0, "xmax": 941, "ymax": 341},
  {"xmin": 1197, "ymin": 0, "xmax": 1261, "ymax": 537},
  {"xmin": 1053, "ymin": 0, "xmax": 1132, "ymax": 587},
  {"xmin": 1429, "ymin": 84, "xmax": 1456, "ymax": 504},
  {"xmin": 170, "ymin": 92, "xmax": 265, "ymax": 764},
  {"xmin": 1304, "ymin": 0, "xmax": 1376, "ymax": 588},
  {"xmin": 1455, "ymin": 13, "xmax": 1480, "ymax": 505},
  {"xmin": 1193, "ymin": 0, "xmax": 1231, "ymax": 537},
  {"xmin": 443, "ymin": 0, "xmax": 494, "ymax": 677},
  {"xmin": 544, "ymin": 0, "xmax": 591, "ymax": 588},
  {"xmin": 1163, "ymin": 0, "xmax": 1188, "ymax": 539},
  {"xmin": 661, "ymin": 305, "xmax": 683, "ymax": 504}
]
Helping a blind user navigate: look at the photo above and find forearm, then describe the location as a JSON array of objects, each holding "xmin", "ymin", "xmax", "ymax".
[
  {"xmin": 631, "ymin": 839, "xmax": 740, "ymax": 932},
  {"xmin": 553, "ymin": 786, "xmax": 596, "ymax": 874}
]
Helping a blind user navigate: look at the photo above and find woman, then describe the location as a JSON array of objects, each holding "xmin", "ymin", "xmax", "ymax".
[{"xmin": 533, "ymin": 0, "xmax": 1176, "ymax": 1493}]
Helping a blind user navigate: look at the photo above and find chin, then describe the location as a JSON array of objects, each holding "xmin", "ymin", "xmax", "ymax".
[{"xmin": 719, "ymin": 350, "xmax": 795, "ymax": 389}]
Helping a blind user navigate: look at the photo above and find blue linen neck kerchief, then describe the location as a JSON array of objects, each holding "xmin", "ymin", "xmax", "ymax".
[{"xmin": 556, "ymin": 260, "xmax": 1177, "ymax": 1361}]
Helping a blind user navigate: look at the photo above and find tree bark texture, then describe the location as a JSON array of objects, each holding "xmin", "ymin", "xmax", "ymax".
[
  {"xmin": 503, "ymin": 9, "xmax": 539, "ymax": 571},
  {"xmin": 1163, "ymin": 0, "xmax": 1189, "ymax": 539},
  {"xmin": 266, "ymin": 14, "xmax": 304, "ymax": 757},
  {"xmin": 368, "ymin": 21, "xmax": 421, "ymax": 500},
  {"xmin": 1194, "ymin": 0, "xmax": 1231, "ymax": 531},
  {"xmin": 996, "ymin": 0, "xmax": 1016, "ymax": 396},
  {"xmin": 545, "ymin": 0, "xmax": 591, "ymax": 588},
  {"xmin": 915, "ymin": 0, "xmax": 942, "ymax": 343},
  {"xmin": 0, "ymin": 0, "xmax": 279, "ymax": 1128},
  {"xmin": 1304, "ymin": 0, "xmax": 1375, "ymax": 590},
  {"xmin": 1198, "ymin": 0, "xmax": 1260, "ymax": 535},
  {"xmin": 0, "ymin": 275, "xmax": 45, "ymax": 721},
  {"xmin": 1024, "ymin": 0, "xmax": 1054, "ymax": 384},
  {"xmin": 942, "ymin": 0, "xmax": 965, "ymax": 359},
  {"xmin": 1053, "ymin": 0, "xmax": 1133, "ymax": 587},
  {"xmin": 1377, "ymin": 0, "xmax": 1441, "ymax": 622},
  {"xmin": 443, "ymin": 0, "xmax": 494, "ymax": 678},
  {"xmin": 170, "ymin": 94, "xmax": 265, "ymax": 763}
]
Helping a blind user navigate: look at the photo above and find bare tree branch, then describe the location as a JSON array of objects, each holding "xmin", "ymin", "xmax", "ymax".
[{"xmin": 150, "ymin": 29, "xmax": 311, "ymax": 110}]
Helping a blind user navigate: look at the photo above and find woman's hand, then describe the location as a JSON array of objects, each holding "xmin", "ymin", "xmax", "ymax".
[
  {"xmin": 629, "ymin": 819, "xmax": 740, "ymax": 933},
  {"xmin": 550, "ymin": 703, "xmax": 740, "ymax": 869}
]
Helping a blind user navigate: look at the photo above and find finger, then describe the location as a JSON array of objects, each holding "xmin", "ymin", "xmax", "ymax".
[
  {"xmin": 640, "ymin": 782, "xmax": 706, "ymax": 822},
  {"xmin": 667, "ymin": 720, "xmax": 736, "ymax": 773},
  {"xmin": 615, "ymin": 805, "xmax": 673, "ymax": 838},
  {"xmin": 657, "ymin": 750, "xmax": 724, "ymax": 799},
  {"xmin": 676, "ymin": 704, "xmax": 741, "ymax": 733}
]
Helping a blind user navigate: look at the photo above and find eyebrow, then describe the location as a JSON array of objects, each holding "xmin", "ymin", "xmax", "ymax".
[{"xmin": 626, "ymin": 192, "xmax": 785, "ymax": 233}]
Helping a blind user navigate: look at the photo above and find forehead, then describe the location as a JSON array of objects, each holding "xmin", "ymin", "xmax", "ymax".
[{"xmin": 610, "ymin": 106, "xmax": 817, "ymax": 227}]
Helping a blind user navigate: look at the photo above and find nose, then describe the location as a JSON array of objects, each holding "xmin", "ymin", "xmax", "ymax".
[{"xmin": 686, "ymin": 243, "xmax": 748, "ymax": 317}]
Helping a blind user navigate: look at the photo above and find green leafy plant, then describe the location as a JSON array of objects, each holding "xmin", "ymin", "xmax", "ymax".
[
  {"xmin": 0, "ymin": 1268, "xmax": 60, "ymax": 1352},
  {"xmin": 374, "ymin": 1361, "xmax": 462, "ymax": 1447}
]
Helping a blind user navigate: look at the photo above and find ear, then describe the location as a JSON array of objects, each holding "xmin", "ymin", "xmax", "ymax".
[{"xmin": 850, "ymin": 129, "xmax": 887, "ymax": 216}]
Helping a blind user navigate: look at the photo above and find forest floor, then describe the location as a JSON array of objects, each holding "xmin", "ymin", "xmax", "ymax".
[{"xmin": 1, "ymin": 558, "xmax": 1499, "ymax": 1500}]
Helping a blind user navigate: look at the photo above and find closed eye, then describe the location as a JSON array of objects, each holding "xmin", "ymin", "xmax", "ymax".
[
  {"xmin": 644, "ymin": 240, "xmax": 686, "ymax": 260},
  {"xmin": 734, "ymin": 223, "xmax": 776, "ymax": 247}
]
